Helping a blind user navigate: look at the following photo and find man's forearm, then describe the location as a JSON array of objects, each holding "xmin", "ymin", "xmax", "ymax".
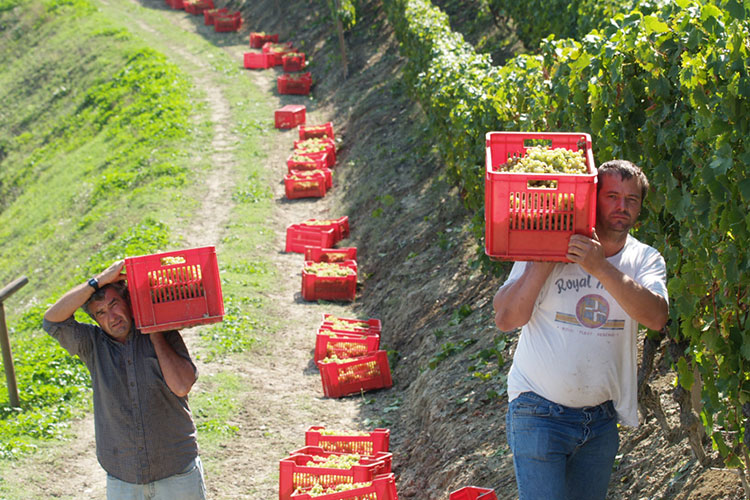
[
  {"xmin": 494, "ymin": 262, "xmax": 555, "ymax": 331},
  {"xmin": 150, "ymin": 332, "xmax": 196, "ymax": 397},
  {"xmin": 594, "ymin": 260, "xmax": 668, "ymax": 331}
]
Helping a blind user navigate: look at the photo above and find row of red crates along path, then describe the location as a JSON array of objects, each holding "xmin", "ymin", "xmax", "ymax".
[
  {"xmin": 164, "ymin": 0, "xmax": 242, "ymax": 32},
  {"xmin": 279, "ymin": 427, "xmax": 396, "ymax": 500},
  {"xmin": 243, "ymin": 34, "xmax": 313, "ymax": 94}
]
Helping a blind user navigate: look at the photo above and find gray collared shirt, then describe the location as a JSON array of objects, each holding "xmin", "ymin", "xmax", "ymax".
[{"xmin": 43, "ymin": 317, "xmax": 199, "ymax": 484}]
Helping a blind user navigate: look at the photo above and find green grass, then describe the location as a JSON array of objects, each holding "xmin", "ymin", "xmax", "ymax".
[{"xmin": 0, "ymin": 0, "xmax": 277, "ymax": 470}]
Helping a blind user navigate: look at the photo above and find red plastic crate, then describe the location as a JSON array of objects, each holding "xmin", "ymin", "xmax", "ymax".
[
  {"xmin": 290, "ymin": 473, "xmax": 397, "ymax": 500},
  {"xmin": 299, "ymin": 122, "xmax": 335, "ymax": 141},
  {"xmin": 305, "ymin": 426, "xmax": 390, "ymax": 454},
  {"xmin": 290, "ymin": 168, "xmax": 332, "ymax": 190},
  {"xmin": 304, "ymin": 247, "xmax": 357, "ymax": 263},
  {"xmin": 449, "ymin": 487, "xmax": 498, "ymax": 500},
  {"xmin": 299, "ymin": 216, "xmax": 349, "ymax": 242},
  {"xmin": 314, "ymin": 330, "xmax": 380, "ymax": 363},
  {"xmin": 319, "ymin": 314, "xmax": 382, "ymax": 336},
  {"xmin": 317, "ymin": 350, "xmax": 392, "ymax": 398},
  {"xmin": 183, "ymin": 0, "xmax": 212, "ymax": 14},
  {"xmin": 485, "ymin": 131, "xmax": 597, "ymax": 263},
  {"xmin": 295, "ymin": 150, "xmax": 331, "ymax": 169},
  {"xmin": 275, "ymin": 104, "xmax": 306, "ymax": 129},
  {"xmin": 282, "ymin": 52, "xmax": 306, "ymax": 72},
  {"xmin": 203, "ymin": 7, "xmax": 227, "ymax": 25},
  {"xmin": 302, "ymin": 261, "xmax": 357, "ymax": 302},
  {"xmin": 214, "ymin": 12, "xmax": 241, "ymax": 32},
  {"xmin": 249, "ymin": 32, "xmax": 278, "ymax": 48},
  {"xmin": 285, "ymin": 224, "xmax": 338, "ymax": 253},
  {"xmin": 278, "ymin": 73, "xmax": 313, "ymax": 95},
  {"xmin": 294, "ymin": 137, "xmax": 336, "ymax": 167},
  {"xmin": 284, "ymin": 174, "xmax": 327, "ymax": 200},
  {"xmin": 287, "ymin": 153, "xmax": 329, "ymax": 173},
  {"xmin": 279, "ymin": 452, "xmax": 386, "ymax": 500},
  {"xmin": 244, "ymin": 52, "xmax": 273, "ymax": 70},
  {"xmin": 166, "ymin": 0, "xmax": 184, "ymax": 9},
  {"xmin": 124, "ymin": 246, "xmax": 224, "ymax": 334}
]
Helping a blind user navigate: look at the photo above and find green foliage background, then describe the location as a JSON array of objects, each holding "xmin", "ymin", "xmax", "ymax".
[{"xmin": 384, "ymin": 0, "xmax": 750, "ymax": 475}]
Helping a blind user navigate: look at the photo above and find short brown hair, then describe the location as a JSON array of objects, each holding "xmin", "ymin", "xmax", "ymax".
[
  {"xmin": 597, "ymin": 160, "xmax": 649, "ymax": 203},
  {"xmin": 82, "ymin": 281, "xmax": 130, "ymax": 319}
]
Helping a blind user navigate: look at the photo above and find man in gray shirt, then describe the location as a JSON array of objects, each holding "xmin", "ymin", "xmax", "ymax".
[{"xmin": 43, "ymin": 259, "xmax": 206, "ymax": 500}]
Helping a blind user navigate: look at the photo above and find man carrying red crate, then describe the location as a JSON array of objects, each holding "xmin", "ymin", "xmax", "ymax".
[
  {"xmin": 493, "ymin": 160, "xmax": 669, "ymax": 500},
  {"xmin": 42, "ymin": 260, "xmax": 206, "ymax": 499}
]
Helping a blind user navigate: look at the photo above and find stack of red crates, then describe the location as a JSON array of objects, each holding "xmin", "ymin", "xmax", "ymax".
[
  {"xmin": 263, "ymin": 41, "xmax": 296, "ymax": 66},
  {"xmin": 203, "ymin": 7, "xmax": 227, "ymax": 25},
  {"xmin": 284, "ymin": 124, "xmax": 337, "ymax": 199},
  {"xmin": 315, "ymin": 314, "xmax": 391, "ymax": 397},
  {"xmin": 279, "ymin": 427, "xmax": 397, "ymax": 500}
]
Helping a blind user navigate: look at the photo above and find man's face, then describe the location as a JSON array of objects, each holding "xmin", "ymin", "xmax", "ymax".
[
  {"xmin": 90, "ymin": 287, "xmax": 132, "ymax": 342},
  {"xmin": 596, "ymin": 173, "xmax": 642, "ymax": 235}
]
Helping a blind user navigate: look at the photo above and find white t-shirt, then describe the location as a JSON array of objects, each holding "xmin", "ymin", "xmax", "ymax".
[{"xmin": 504, "ymin": 234, "xmax": 668, "ymax": 427}]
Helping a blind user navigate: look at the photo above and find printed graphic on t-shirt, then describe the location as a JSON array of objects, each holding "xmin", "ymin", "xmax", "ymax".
[{"xmin": 554, "ymin": 294, "xmax": 625, "ymax": 331}]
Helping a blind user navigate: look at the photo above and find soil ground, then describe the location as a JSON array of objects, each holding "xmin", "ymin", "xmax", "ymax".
[{"xmin": 2, "ymin": 0, "xmax": 748, "ymax": 499}]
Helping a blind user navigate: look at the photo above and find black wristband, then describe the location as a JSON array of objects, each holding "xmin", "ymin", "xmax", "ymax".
[{"xmin": 87, "ymin": 277, "xmax": 100, "ymax": 291}]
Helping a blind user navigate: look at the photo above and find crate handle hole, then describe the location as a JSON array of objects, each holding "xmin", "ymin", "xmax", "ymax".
[{"xmin": 523, "ymin": 138, "xmax": 552, "ymax": 148}]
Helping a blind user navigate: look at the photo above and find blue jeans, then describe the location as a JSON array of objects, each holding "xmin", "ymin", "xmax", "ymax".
[
  {"xmin": 506, "ymin": 392, "xmax": 619, "ymax": 500},
  {"xmin": 106, "ymin": 456, "xmax": 207, "ymax": 500}
]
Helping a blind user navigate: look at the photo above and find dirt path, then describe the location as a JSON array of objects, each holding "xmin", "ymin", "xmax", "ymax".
[{"xmin": 5, "ymin": 2, "xmax": 364, "ymax": 499}]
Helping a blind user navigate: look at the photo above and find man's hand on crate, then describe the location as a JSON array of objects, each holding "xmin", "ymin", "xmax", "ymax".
[{"xmin": 96, "ymin": 259, "xmax": 127, "ymax": 286}]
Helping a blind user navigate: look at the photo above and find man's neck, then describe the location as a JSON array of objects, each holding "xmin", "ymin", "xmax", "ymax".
[{"xmin": 598, "ymin": 228, "xmax": 629, "ymax": 257}]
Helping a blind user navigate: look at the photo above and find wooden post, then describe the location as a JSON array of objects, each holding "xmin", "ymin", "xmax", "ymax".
[
  {"xmin": 332, "ymin": 0, "xmax": 349, "ymax": 79},
  {"xmin": 0, "ymin": 276, "xmax": 28, "ymax": 408}
]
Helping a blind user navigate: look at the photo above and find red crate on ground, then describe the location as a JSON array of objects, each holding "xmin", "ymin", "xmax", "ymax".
[
  {"xmin": 282, "ymin": 52, "xmax": 306, "ymax": 72},
  {"xmin": 244, "ymin": 52, "xmax": 273, "ymax": 70},
  {"xmin": 314, "ymin": 330, "xmax": 379, "ymax": 363},
  {"xmin": 299, "ymin": 122, "xmax": 335, "ymax": 141},
  {"xmin": 290, "ymin": 473, "xmax": 397, "ymax": 500},
  {"xmin": 183, "ymin": 0, "xmax": 213, "ymax": 14},
  {"xmin": 294, "ymin": 137, "xmax": 336, "ymax": 167},
  {"xmin": 279, "ymin": 452, "xmax": 386, "ymax": 500},
  {"xmin": 287, "ymin": 153, "xmax": 328, "ymax": 172},
  {"xmin": 214, "ymin": 12, "xmax": 241, "ymax": 32},
  {"xmin": 302, "ymin": 261, "xmax": 357, "ymax": 302},
  {"xmin": 284, "ymin": 174, "xmax": 327, "ymax": 200},
  {"xmin": 320, "ymin": 314, "xmax": 382, "ymax": 336},
  {"xmin": 166, "ymin": 0, "xmax": 184, "ymax": 9},
  {"xmin": 449, "ymin": 487, "xmax": 498, "ymax": 500},
  {"xmin": 203, "ymin": 7, "xmax": 227, "ymax": 25},
  {"xmin": 295, "ymin": 150, "xmax": 331, "ymax": 169},
  {"xmin": 485, "ymin": 131, "xmax": 597, "ymax": 263},
  {"xmin": 124, "ymin": 246, "xmax": 224, "ymax": 333},
  {"xmin": 290, "ymin": 168, "xmax": 332, "ymax": 190},
  {"xmin": 278, "ymin": 72, "xmax": 312, "ymax": 95},
  {"xmin": 275, "ymin": 104, "xmax": 306, "ymax": 129},
  {"xmin": 305, "ymin": 426, "xmax": 390, "ymax": 454},
  {"xmin": 304, "ymin": 247, "xmax": 357, "ymax": 263},
  {"xmin": 288, "ymin": 447, "xmax": 391, "ymax": 475},
  {"xmin": 249, "ymin": 32, "xmax": 278, "ymax": 48},
  {"xmin": 285, "ymin": 224, "xmax": 337, "ymax": 253},
  {"xmin": 299, "ymin": 216, "xmax": 349, "ymax": 241},
  {"xmin": 317, "ymin": 350, "xmax": 392, "ymax": 398}
]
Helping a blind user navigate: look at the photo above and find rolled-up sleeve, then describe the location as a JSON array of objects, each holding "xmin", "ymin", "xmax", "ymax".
[{"xmin": 42, "ymin": 317, "xmax": 95, "ymax": 361}]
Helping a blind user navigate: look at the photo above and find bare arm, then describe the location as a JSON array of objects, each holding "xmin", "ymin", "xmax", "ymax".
[
  {"xmin": 493, "ymin": 262, "xmax": 556, "ymax": 331},
  {"xmin": 44, "ymin": 260, "xmax": 126, "ymax": 322},
  {"xmin": 567, "ymin": 234, "xmax": 668, "ymax": 331},
  {"xmin": 150, "ymin": 332, "xmax": 196, "ymax": 397}
]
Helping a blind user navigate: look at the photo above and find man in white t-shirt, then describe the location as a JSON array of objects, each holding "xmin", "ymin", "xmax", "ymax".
[{"xmin": 493, "ymin": 160, "xmax": 669, "ymax": 500}]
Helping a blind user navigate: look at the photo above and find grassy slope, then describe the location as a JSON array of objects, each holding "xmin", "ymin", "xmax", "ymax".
[{"xmin": 0, "ymin": 0, "xmax": 276, "ymax": 469}]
